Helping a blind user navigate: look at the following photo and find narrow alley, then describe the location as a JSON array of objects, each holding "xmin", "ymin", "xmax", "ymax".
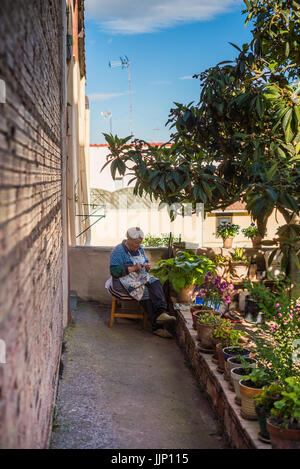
[{"xmin": 50, "ymin": 300, "xmax": 227, "ymax": 449}]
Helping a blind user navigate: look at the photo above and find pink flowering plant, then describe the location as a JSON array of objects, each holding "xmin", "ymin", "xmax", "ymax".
[
  {"xmin": 249, "ymin": 299, "xmax": 300, "ymax": 381},
  {"xmin": 197, "ymin": 272, "xmax": 234, "ymax": 309}
]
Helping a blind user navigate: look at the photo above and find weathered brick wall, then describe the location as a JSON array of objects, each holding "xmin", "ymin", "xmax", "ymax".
[{"xmin": 0, "ymin": 0, "xmax": 65, "ymax": 448}]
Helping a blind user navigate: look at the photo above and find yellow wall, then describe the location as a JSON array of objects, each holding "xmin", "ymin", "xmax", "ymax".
[{"xmin": 203, "ymin": 211, "xmax": 285, "ymax": 247}]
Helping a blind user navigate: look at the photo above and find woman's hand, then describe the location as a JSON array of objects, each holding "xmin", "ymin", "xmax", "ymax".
[
  {"xmin": 128, "ymin": 263, "xmax": 142, "ymax": 273},
  {"xmin": 144, "ymin": 263, "xmax": 151, "ymax": 271}
]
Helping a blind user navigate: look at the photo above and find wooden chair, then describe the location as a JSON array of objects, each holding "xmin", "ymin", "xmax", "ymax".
[{"xmin": 109, "ymin": 296, "xmax": 147, "ymax": 329}]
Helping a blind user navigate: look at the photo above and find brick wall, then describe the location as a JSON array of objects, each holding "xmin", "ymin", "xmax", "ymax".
[{"xmin": 0, "ymin": 0, "xmax": 65, "ymax": 448}]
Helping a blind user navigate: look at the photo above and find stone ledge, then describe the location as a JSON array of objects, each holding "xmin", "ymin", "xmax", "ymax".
[{"xmin": 174, "ymin": 305, "xmax": 271, "ymax": 450}]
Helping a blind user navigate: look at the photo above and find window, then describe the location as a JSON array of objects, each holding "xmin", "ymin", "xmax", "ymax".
[{"xmin": 216, "ymin": 214, "xmax": 232, "ymax": 231}]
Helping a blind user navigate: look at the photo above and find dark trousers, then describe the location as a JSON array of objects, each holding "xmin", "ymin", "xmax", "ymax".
[{"xmin": 140, "ymin": 280, "xmax": 167, "ymax": 330}]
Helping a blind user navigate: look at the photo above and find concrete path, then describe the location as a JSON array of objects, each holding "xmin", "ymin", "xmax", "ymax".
[{"xmin": 50, "ymin": 300, "xmax": 227, "ymax": 449}]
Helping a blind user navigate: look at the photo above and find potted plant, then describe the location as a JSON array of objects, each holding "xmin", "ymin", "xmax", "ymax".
[
  {"xmin": 212, "ymin": 322, "xmax": 244, "ymax": 373},
  {"xmin": 196, "ymin": 312, "xmax": 223, "ymax": 351},
  {"xmin": 253, "ymin": 381, "xmax": 284, "ymax": 444},
  {"xmin": 215, "ymin": 222, "xmax": 240, "ymax": 248},
  {"xmin": 242, "ymin": 223, "xmax": 265, "ymax": 247},
  {"xmin": 190, "ymin": 304, "xmax": 205, "ymax": 329},
  {"xmin": 267, "ymin": 377, "xmax": 300, "ymax": 449},
  {"xmin": 231, "ymin": 366, "xmax": 256, "ymax": 406},
  {"xmin": 214, "ymin": 254, "xmax": 229, "ymax": 277},
  {"xmin": 227, "ymin": 355, "xmax": 257, "ymax": 386},
  {"xmin": 150, "ymin": 251, "xmax": 216, "ymax": 303},
  {"xmin": 196, "ymin": 273, "xmax": 234, "ymax": 311},
  {"xmin": 230, "ymin": 248, "xmax": 250, "ymax": 280},
  {"xmin": 211, "ymin": 318, "xmax": 232, "ymax": 366},
  {"xmin": 239, "ymin": 368, "xmax": 273, "ymax": 420},
  {"xmin": 223, "ymin": 344, "xmax": 251, "ymax": 381}
]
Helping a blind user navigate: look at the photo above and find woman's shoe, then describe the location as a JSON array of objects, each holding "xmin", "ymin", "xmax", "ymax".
[
  {"xmin": 153, "ymin": 329, "xmax": 173, "ymax": 338},
  {"xmin": 156, "ymin": 312, "xmax": 176, "ymax": 324}
]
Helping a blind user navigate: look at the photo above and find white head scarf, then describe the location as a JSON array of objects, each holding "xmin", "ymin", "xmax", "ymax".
[{"xmin": 126, "ymin": 227, "xmax": 144, "ymax": 240}]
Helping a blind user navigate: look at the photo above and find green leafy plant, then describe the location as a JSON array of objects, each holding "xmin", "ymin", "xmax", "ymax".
[
  {"xmin": 197, "ymin": 273, "xmax": 234, "ymax": 307},
  {"xmin": 214, "ymin": 254, "xmax": 229, "ymax": 264},
  {"xmin": 150, "ymin": 251, "xmax": 216, "ymax": 292},
  {"xmin": 249, "ymin": 327, "xmax": 300, "ymax": 383},
  {"xmin": 242, "ymin": 276, "xmax": 292, "ymax": 320},
  {"xmin": 254, "ymin": 381, "xmax": 285, "ymax": 415},
  {"xmin": 212, "ymin": 319, "xmax": 244, "ymax": 347},
  {"xmin": 102, "ymin": 0, "xmax": 300, "ymax": 279},
  {"xmin": 143, "ymin": 233, "xmax": 180, "ymax": 247},
  {"xmin": 270, "ymin": 377, "xmax": 300, "ymax": 430},
  {"xmin": 242, "ymin": 223, "xmax": 265, "ymax": 239},
  {"xmin": 242, "ymin": 367, "xmax": 273, "ymax": 389},
  {"xmin": 215, "ymin": 222, "xmax": 240, "ymax": 240},
  {"xmin": 230, "ymin": 248, "xmax": 249, "ymax": 263},
  {"xmin": 197, "ymin": 312, "xmax": 223, "ymax": 327}
]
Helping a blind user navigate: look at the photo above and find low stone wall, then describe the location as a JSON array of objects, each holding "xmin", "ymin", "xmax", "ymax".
[
  {"xmin": 174, "ymin": 305, "xmax": 270, "ymax": 450},
  {"xmin": 69, "ymin": 244, "xmax": 287, "ymax": 306},
  {"xmin": 69, "ymin": 245, "xmax": 168, "ymax": 304}
]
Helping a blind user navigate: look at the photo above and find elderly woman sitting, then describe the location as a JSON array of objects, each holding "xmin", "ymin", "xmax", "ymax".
[{"xmin": 107, "ymin": 227, "xmax": 176, "ymax": 338}]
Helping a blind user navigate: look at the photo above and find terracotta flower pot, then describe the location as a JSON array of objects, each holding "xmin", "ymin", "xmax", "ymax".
[
  {"xmin": 211, "ymin": 337, "xmax": 222, "ymax": 362},
  {"xmin": 196, "ymin": 322, "xmax": 214, "ymax": 348},
  {"xmin": 190, "ymin": 306, "xmax": 203, "ymax": 329},
  {"xmin": 192, "ymin": 308, "xmax": 216, "ymax": 330},
  {"xmin": 239, "ymin": 379, "xmax": 264, "ymax": 420},
  {"xmin": 176, "ymin": 285, "xmax": 195, "ymax": 303},
  {"xmin": 252, "ymin": 236, "xmax": 262, "ymax": 248},
  {"xmin": 231, "ymin": 263, "xmax": 249, "ymax": 280},
  {"xmin": 267, "ymin": 420, "xmax": 300, "ymax": 449},
  {"xmin": 216, "ymin": 342, "xmax": 226, "ymax": 372},
  {"xmin": 223, "ymin": 237, "xmax": 233, "ymax": 248}
]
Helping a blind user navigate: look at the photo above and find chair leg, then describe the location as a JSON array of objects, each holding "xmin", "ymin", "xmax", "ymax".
[
  {"xmin": 139, "ymin": 304, "xmax": 147, "ymax": 330},
  {"xmin": 143, "ymin": 310, "xmax": 147, "ymax": 330},
  {"xmin": 110, "ymin": 296, "xmax": 116, "ymax": 328}
]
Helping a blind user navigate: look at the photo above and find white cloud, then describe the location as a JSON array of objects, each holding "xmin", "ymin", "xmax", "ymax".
[
  {"xmin": 85, "ymin": 0, "xmax": 242, "ymax": 34},
  {"xmin": 179, "ymin": 75, "xmax": 194, "ymax": 80},
  {"xmin": 88, "ymin": 91, "xmax": 129, "ymax": 101}
]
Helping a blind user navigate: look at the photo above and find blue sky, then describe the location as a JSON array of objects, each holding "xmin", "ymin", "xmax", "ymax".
[{"xmin": 85, "ymin": 0, "xmax": 253, "ymax": 143}]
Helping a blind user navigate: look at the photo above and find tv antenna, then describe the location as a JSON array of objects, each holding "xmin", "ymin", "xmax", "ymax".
[{"xmin": 109, "ymin": 55, "xmax": 133, "ymax": 136}]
